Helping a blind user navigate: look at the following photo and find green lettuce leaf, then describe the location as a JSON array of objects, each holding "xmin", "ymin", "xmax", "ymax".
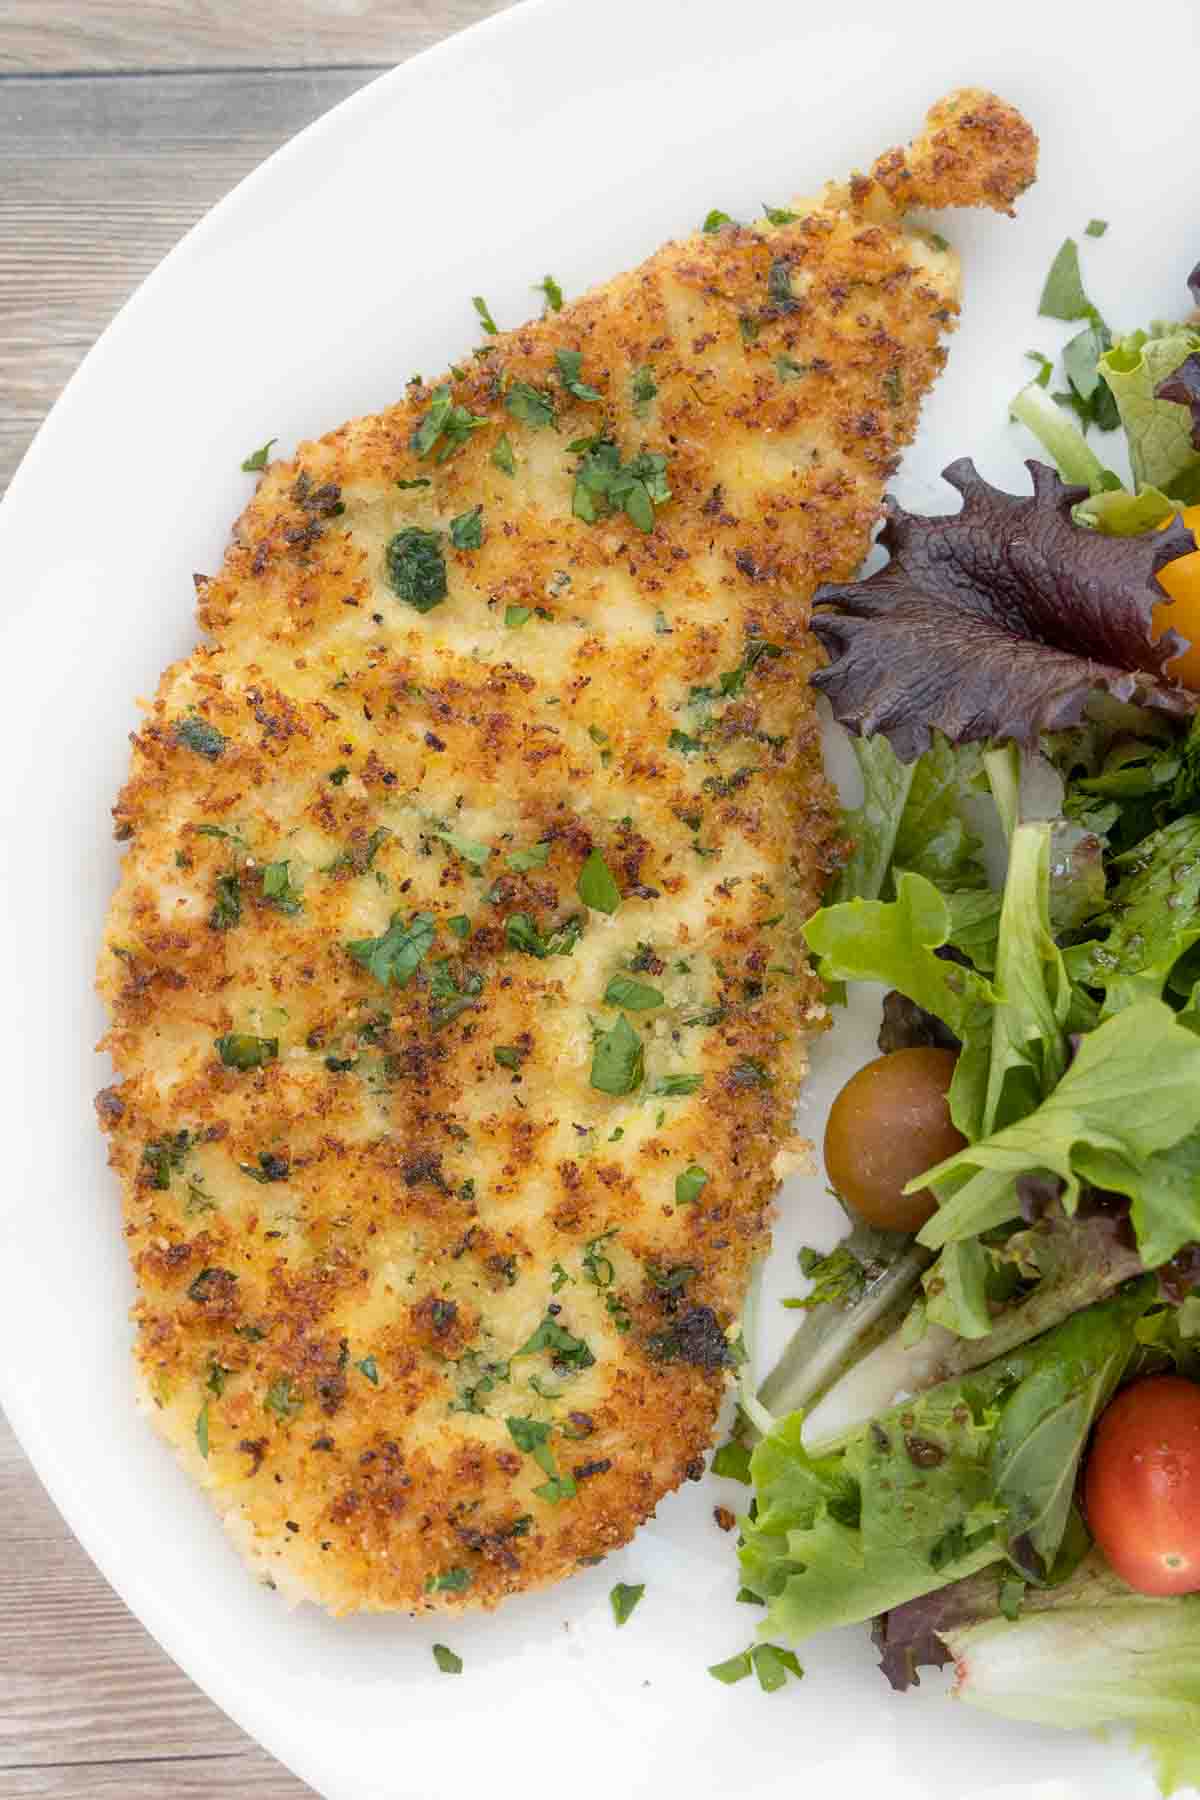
[
  {"xmin": 981, "ymin": 823, "xmax": 1071, "ymax": 1136},
  {"xmin": 948, "ymin": 1552, "xmax": 1200, "ymax": 1796},
  {"xmin": 917, "ymin": 998, "xmax": 1200, "ymax": 1250},
  {"xmin": 1099, "ymin": 327, "xmax": 1200, "ymax": 500},
  {"xmin": 803, "ymin": 871, "xmax": 994, "ymax": 1138},
  {"xmin": 741, "ymin": 1284, "xmax": 1153, "ymax": 1645},
  {"xmin": 1065, "ymin": 814, "xmax": 1200, "ymax": 1016},
  {"xmin": 1075, "ymin": 483, "xmax": 1175, "ymax": 535},
  {"xmin": 922, "ymin": 1239, "xmax": 992, "ymax": 1339},
  {"xmin": 832, "ymin": 733, "xmax": 983, "ymax": 904}
]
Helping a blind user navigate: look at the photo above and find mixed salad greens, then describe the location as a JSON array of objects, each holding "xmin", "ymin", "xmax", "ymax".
[{"xmin": 719, "ymin": 243, "xmax": 1200, "ymax": 1791}]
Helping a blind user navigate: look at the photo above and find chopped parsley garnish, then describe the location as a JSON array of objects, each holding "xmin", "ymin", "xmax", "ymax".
[
  {"xmin": 718, "ymin": 638, "xmax": 783, "ymax": 698},
  {"xmin": 535, "ymin": 273, "xmax": 564, "ymax": 312},
  {"xmin": 784, "ymin": 1244, "xmax": 868, "ymax": 1311},
  {"xmin": 264, "ymin": 1376, "xmax": 302, "ymax": 1421},
  {"xmin": 410, "ymin": 382, "xmax": 488, "ymax": 462},
  {"xmin": 505, "ymin": 381, "xmax": 557, "ymax": 430},
  {"xmin": 551, "ymin": 1262, "xmax": 574, "ymax": 1293},
  {"xmin": 493, "ymin": 1044, "xmax": 525, "ymax": 1071},
  {"xmin": 731, "ymin": 1058, "xmax": 771, "ymax": 1088},
  {"xmin": 554, "ymin": 348, "xmax": 602, "ymax": 402},
  {"xmin": 631, "ymin": 366, "xmax": 657, "ymax": 418},
  {"xmin": 708, "ymin": 1643, "xmax": 801, "ymax": 1690},
  {"xmin": 571, "ymin": 439, "xmax": 671, "ymax": 533},
  {"xmin": 261, "ymin": 860, "xmax": 302, "ymax": 915},
  {"xmin": 711, "ymin": 1439, "xmax": 752, "ymax": 1483},
  {"xmin": 187, "ymin": 1267, "xmax": 236, "ymax": 1304},
  {"xmin": 506, "ymin": 1414, "xmax": 553, "ymax": 1463},
  {"xmin": 1025, "ymin": 350, "xmax": 1054, "ymax": 388},
  {"xmin": 606, "ymin": 1293, "xmax": 632, "ymax": 1333},
  {"xmin": 762, "ymin": 202, "xmax": 799, "ymax": 224},
  {"xmin": 196, "ymin": 1402, "xmax": 210, "ymax": 1458},
  {"xmin": 738, "ymin": 314, "xmax": 760, "ymax": 345},
  {"xmin": 603, "ymin": 974, "xmax": 664, "ymax": 1010},
  {"xmin": 1038, "ymin": 237, "xmax": 1099, "ymax": 323},
  {"xmin": 515, "ymin": 1313, "xmax": 595, "ymax": 1369},
  {"xmin": 427, "ymin": 1566, "xmax": 472, "ymax": 1592},
  {"xmin": 355, "ymin": 1356, "xmax": 379, "ymax": 1384},
  {"xmin": 675, "ymin": 1164, "xmax": 709, "ymax": 1205},
  {"xmin": 646, "ymin": 1262, "xmax": 697, "ymax": 1296},
  {"xmin": 708, "ymin": 1650, "xmax": 753, "ymax": 1685},
  {"xmin": 239, "ymin": 1152, "xmax": 289, "ymax": 1184},
  {"xmin": 775, "ymin": 354, "xmax": 807, "ymax": 382},
  {"xmin": 506, "ymin": 841, "xmax": 551, "ymax": 872},
  {"xmin": 447, "ymin": 914, "xmax": 471, "ymax": 939},
  {"xmin": 652, "ymin": 1073, "xmax": 702, "ymax": 1096},
  {"xmin": 395, "ymin": 476, "xmax": 432, "ymax": 489},
  {"xmin": 435, "ymin": 827, "xmax": 491, "ymax": 871},
  {"xmin": 428, "ymin": 958, "xmax": 485, "ymax": 1030},
  {"xmin": 1085, "ymin": 218, "xmax": 1109, "ymax": 238},
  {"xmin": 668, "ymin": 729, "xmax": 704, "ymax": 756},
  {"xmin": 210, "ymin": 873, "xmax": 242, "ymax": 930},
  {"xmin": 506, "ymin": 605, "xmax": 532, "ymax": 627},
  {"xmin": 491, "ymin": 433, "xmax": 516, "ymax": 477},
  {"xmin": 385, "ymin": 526, "xmax": 447, "ymax": 611},
  {"xmin": 577, "ymin": 848, "xmax": 621, "ymax": 914},
  {"xmin": 174, "ymin": 717, "xmax": 226, "ymax": 759},
  {"xmin": 142, "ymin": 1130, "xmax": 192, "ymax": 1190},
  {"xmin": 327, "ymin": 765, "xmax": 350, "ymax": 784},
  {"xmin": 240, "ymin": 438, "xmax": 277, "ymax": 472},
  {"xmin": 472, "ymin": 294, "xmax": 499, "ymax": 335},
  {"xmin": 766, "ymin": 257, "xmax": 797, "ymax": 311},
  {"xmin": 505, "ymin": 911, "xmax": 583, "ymax": 958},
  {"xmin": 583, "ymin": 1229, "xmax": 618, "ymax": 1288},
  {"xmin": 214, "ymin": 1033, "xmax": 278, "ymax": 1070},
  {"xmin": 346, "ymin": 910, "xmax": 436, "ymax": 987},
  {"xmin": 590, "ymin": 1014, "xmax": 644, "ymax": 1096},
  {"xmin": 702, "ymin": 208, "xmax": 733, "ymax": 232},
  {"xmin": 432, "ymin": 1644, "xmax": 463, "ymax": 1674},
  {"xmin": 609, "ymin": 1581, "xmax": 644, "ymax": 1625},
  {"xmin": 449, "ymin": 505, "xmax": 483, "ymax": 551}
]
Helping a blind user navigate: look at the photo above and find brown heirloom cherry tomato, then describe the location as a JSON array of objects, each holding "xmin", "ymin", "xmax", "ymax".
[
  {"xmin": 1084, "ymin": 1375, "xmax": 1200, "ymax": 1596},
  {"xmin": 823, "ymin": 1046, "xmax": 965, "ymax": 1234}
]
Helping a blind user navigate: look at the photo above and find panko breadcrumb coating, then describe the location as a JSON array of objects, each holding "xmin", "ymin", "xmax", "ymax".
[{"xmin": 96, "ymin": 90, "xmax": 1036, "ymax": 1615}]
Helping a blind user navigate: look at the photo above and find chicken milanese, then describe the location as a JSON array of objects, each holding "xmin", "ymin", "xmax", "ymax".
[{"xmin": 96, "ymin": 89, "xmax": 1036, "ymax": 1615}]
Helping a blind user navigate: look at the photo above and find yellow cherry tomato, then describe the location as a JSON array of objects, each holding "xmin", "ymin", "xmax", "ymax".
[{"xmin": 1152, "ymin": 505, "xmax": 1200, "ymax": 688}]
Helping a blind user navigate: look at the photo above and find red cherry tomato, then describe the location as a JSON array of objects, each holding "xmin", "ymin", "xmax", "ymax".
[{"xmin": 1084, "ymin": 1375, "xmax": 1200, "ymax": 1596}]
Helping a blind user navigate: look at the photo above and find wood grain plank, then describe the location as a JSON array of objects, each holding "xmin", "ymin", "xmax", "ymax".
[
  {"xmin": 0, "ymin": 67, "xmax": 378, "ymax": 496},
  {"xmin": 4, "ymin": 1753, "xmax": 311, "ymax": 1797},
  {"xmin": 1, "ymin": 0, "xmax": 515, "ymax": 75},
  {"xmin": 0, "ymin": 1412, "xmax": 71, "ymax": 1543}
]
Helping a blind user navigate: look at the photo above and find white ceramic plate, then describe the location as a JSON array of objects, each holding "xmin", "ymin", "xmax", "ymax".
[{"xmin": 3, "ymin": 2, "xmax": 1198, "ymax": 1794}]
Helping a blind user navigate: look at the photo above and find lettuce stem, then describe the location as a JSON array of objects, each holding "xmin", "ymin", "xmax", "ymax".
[{"xmin": 1010, "ymin": 381, "xmax": 1110, "ymax": 492}]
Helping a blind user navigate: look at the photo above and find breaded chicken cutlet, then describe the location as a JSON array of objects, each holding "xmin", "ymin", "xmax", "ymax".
[{"xmin": 96, "ymin": 90, "xmax": 1036, "ymax": 1615}]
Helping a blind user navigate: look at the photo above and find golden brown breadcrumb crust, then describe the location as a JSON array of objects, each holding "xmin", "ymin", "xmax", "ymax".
[{"xmin": 96, "ymin": 90, "xmax": 1036, "ymax": 1616}]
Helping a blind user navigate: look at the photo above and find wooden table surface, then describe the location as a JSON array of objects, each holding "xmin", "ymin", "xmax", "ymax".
[{"xmin": 0, "ymin": 6, "xmax": 514, "ymax": 1793}]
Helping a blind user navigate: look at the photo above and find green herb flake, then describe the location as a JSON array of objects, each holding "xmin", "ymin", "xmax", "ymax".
[
  {"xmin": 708, "ymin": 1650, "xmax": 753, "ymax": 1685},
  {"xmin": 610, "ymin": 1581, "xmax": 645, "ymax": 1626},
  {"xmin": 711, "ymin": 1439, "xmax": 752, "ymax": 1483},
  {"xmin": 472, "ymin": 294, "xmax": 499, "ymax": 335},
  {"xmin": 262, "ymin": 860, "xmax": 302, "ymax": 915},
  {"xmin": 668, "ymin": 728, "xmax": 704, "ymax": 757},
  {"xmin": 395, "ymin": 476, "xmax": 432, "ymax": 490},
  {"xmin": 653, "ymin": 1073, "xmax": 702, "ymax": 1096},
  {"xmin": 1026, "ymin": 350, "xmax": 1054, "ymax": 389},
  {"xmin": 730, "ymin": 1057, "xmax": 771, "ymax": 1088},
  {"xmin": 449, "ymin": 505, "xmax": 484, "ymax": 551},
  {"xmin": 675, "ymin": 1164, "xmax": 709, "ymax": 1205},
  {"xmin": 428, "ymin": 1566, "xmax": 472, "ymax": 1593},
  {"xmin": 385, "ymin": 527, "xmax": 447, "ymax": 612},
  {"xmin": 535, "ymin": 274, "xmax": 564, "ymax": 312},
  {"xmin": 327, "ymin": 765, "xmax": 350, "ymax": 785},
  {"xmin": 577, "ymin": 848, "xmax": 621, "ymax": 914},
  {"xmin": 506, "ymin": 841, "xmax": 551, "ymax": 872},
  {"xmin": 505, "ymin": 604, "xmax": 532, "ymax": 627},
  {"xmin": 551, "ymin": 1261, "xmax": 574, "ymax": 1293},
  {"xmin": 447, "ymin": 914, "xmax": 471, "ymax": 940},
  {"xmin": 264, "ymin": 1376, "xmax": 302, "ymax": 1421},
  {"xmin": 491, "ymin": 433, "xmax": 516, "ymax": 477},
  {"xmin": 505, "ymin": 381, "xmax": 557, "ymax": 430},
  {"xmin": 752, "ymin": 1644, "xmax": 803, "ymax": 1693},
  {"xmin": 1085, "ymin": 218, "xmax": 1109, "ymax": 238},
  {"xmin": 554, "ymin": 348, "xmax": 602, "ymax": 402},
  {"xmin": 775, "ymin": 354, "xmax": 807, "ymax": 382},
  {"xmin": 241, "ymin": 438, "xmax": 277, "ymax": 473},
  {"xmin": 631, "ymin": 366, "xmax": 657, "ymax": 418},
  {"xmin": 434, "ymin": 827, "xmax": 490, "ymax": 871},
  {"xmin": 209, "ymin": 873, "xmax": 242, "ymax": 932},
  {"xmin": 410, "ymin": 382, "xmax": 488, "ymax": 463},
  {"xmin": 763, "ymin": 202, "xmax": 799, "ymax": 224},
  {"xmin": 603, "ymin": 973, "xmax": 664, "ymax": 1010},
  {"xmin": 590, "ymin": 1014, "xmax": 645, "ymax": 1096},
  {"xmin": 141, "ymin": 1129, "xmax": 191, "ymax": 1191},
  {"xmin": 174, "ymin": 717, "xmax": 227, "ymax": 760},
  {"xmin": 346, "ymin": 910, "xmax": 436, "ymax": 988},
  {"xmin": 493, "ymin": 1045, "xmax": 524, "ymax": 1071},
  {"xmin": 214, "ymin": 1033, "xmax": 278, "ymax": 1071},
  {"xmin": 514, "ymin": 1313, "xmax": 595, "ymax": 1369},
  {"xmin": 702, "ymin": 208, "xmax": 733, "ymax": 233},
  {"xmin": 355, "ymin": 1356, "xmax": 379, "ymax": 1385},
  {"xmin": 1038, "ymin": 237, "xmax": 1098, "ymax": 323},
  {"xmin": 195, "ymin": 1402, "xmax": 210, "ymax": 1458},
  {"xmin": 432, "ymin": 1643, "xmax": 463, "ymax": 1674}
]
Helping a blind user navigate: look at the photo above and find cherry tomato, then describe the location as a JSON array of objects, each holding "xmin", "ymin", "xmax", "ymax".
[
  {"xmin": 1084, "ymin": 1375, "xmax": 1200, "ymax": 1596},
  {"xmin": 822, "ymin": 1046, "xmax": 965, "ymax": 1234},
  {"xmin": 1152, "ymin": 504, "xmax": 1200, "ymax": 689}
]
